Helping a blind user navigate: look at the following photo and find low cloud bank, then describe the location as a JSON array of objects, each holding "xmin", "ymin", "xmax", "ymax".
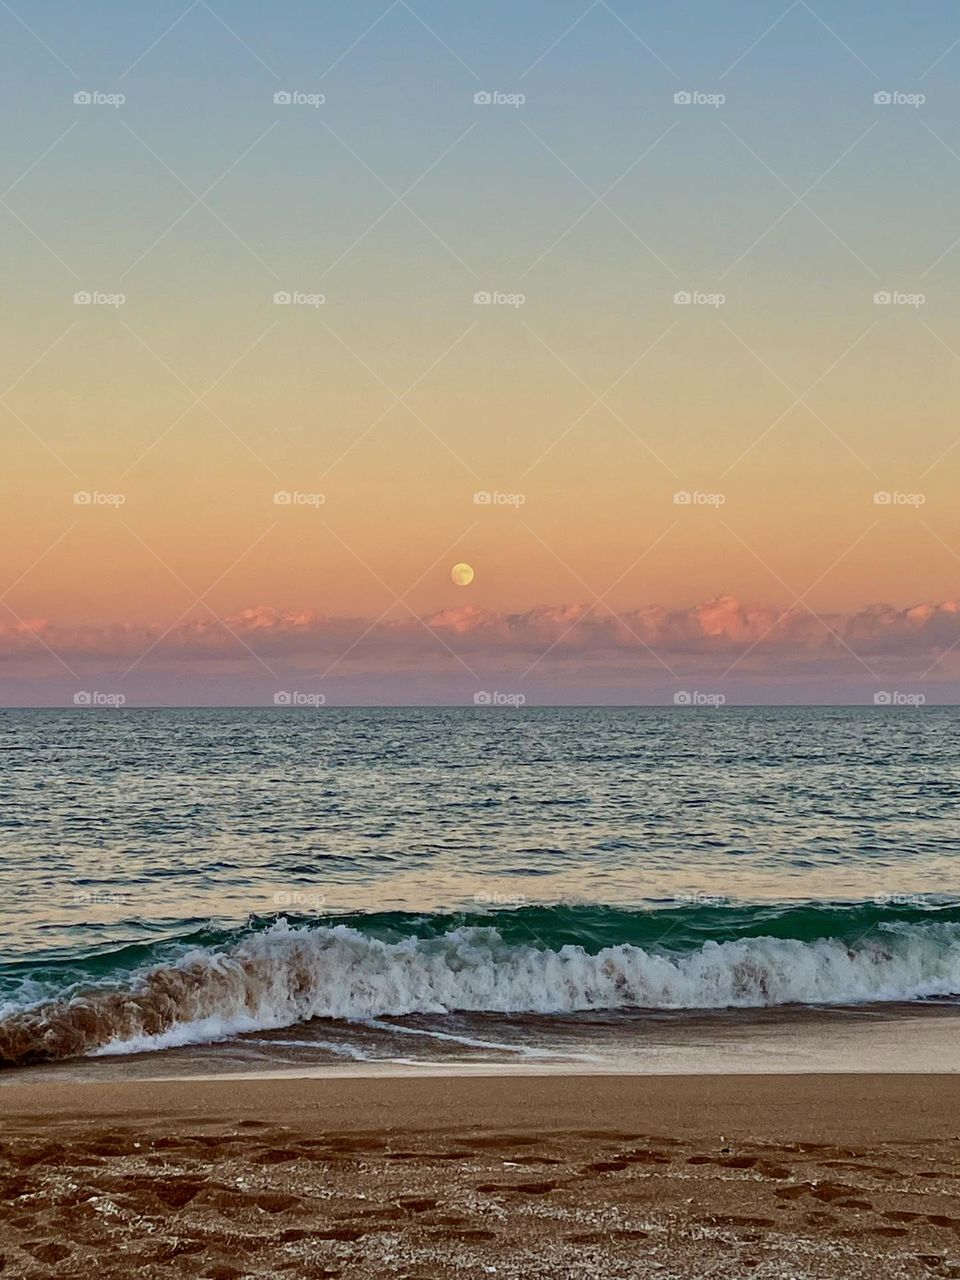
[{"xmin": 2, "ymin": 596, "xmax": 959, "ymax": 680}]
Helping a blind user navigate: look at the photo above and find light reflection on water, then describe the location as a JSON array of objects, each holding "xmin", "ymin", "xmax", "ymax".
[{"xmin": 0, "ymin": 706, "xmax": 958, "ymax": 958}]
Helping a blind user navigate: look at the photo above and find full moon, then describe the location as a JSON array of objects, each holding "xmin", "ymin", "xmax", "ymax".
[{"xmin": 451, "ymin": 562, "xmax": 475, "ymax": 586}]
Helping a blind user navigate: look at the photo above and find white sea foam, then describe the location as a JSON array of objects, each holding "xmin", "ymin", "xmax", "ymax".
[
  {"xmin": 361, "ymin": 1016, "xmax": 570, "ymax": 1057},
  {"xmin": 2, "ymin": 919, "xmax": 958, "ymax": 1064}
]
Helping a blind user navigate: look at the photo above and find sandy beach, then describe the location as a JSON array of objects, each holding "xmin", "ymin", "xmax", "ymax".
[{"xmin": 0, "ymin": 1072, "xmax": 957, "ymax": 1278}]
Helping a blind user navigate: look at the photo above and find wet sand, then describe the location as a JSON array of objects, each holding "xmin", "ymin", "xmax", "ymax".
[{"xmin": 0, "ymin": 1072, "xmax": 958, "ymax": 1278}]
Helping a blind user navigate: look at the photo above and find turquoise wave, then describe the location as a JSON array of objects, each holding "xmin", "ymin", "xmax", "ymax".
[
  {"xmin": 3, "ymin": 897, "xmax": 959, "ymax": 1004},
  {"xmin": 1, "ymin": 898, "xmax": 959, "ymax": 1066}
]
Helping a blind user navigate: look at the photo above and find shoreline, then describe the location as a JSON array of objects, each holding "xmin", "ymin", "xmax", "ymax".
[
  {"xmin": 4, "ymin": 999, "xmax": 958, "ymax": 1084},
  {"xmin": 1, "ymin": 1073, "xmax": 958, "ymax": 1277}
]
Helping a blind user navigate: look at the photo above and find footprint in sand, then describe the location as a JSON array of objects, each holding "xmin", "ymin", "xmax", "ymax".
[
  {"xmin": 255, "ymin": 1193, "xmax": 301, "ymax": 1214},
  {"xmin": 250, "ymin": 1148, "xmax": 301, "ymax": 1165},
  {"xmin": 150, "ymin": 1178, "xmax": 207, "ymax": 1209},
  {"xmin": 397, "ymin": 1196, "xmax": 437, "ymax": 1212},
  {"xmin": 432, "ymin": 1228, "xmax": 497, "ymax": 1242},
  {"xmin": 622, "ymin": 1148, "xmax": 670, "ymax": 1165},
  {"xmin": 476, "ymin": 1180, "xmax": 558, "ymax": 1195},
  {"xmin": 26, "ymin": 1242, "xmax": 71, "ymax": 1265}
]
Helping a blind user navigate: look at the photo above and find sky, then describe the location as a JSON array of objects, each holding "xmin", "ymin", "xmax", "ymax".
[{"xmin": 2, "ymin": 0, "xmax": 960, "ymax": 704}]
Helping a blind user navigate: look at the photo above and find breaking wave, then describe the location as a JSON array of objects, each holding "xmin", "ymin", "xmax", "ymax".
[{"xmin": 1, "ymin": 908, "xmax": 959, "ymax": 1066}]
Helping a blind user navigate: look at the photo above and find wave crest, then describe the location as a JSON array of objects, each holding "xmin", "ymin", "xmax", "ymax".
[{"xmin": 1, "ymin": 919, "xmax": 958, "ymax": 1066}]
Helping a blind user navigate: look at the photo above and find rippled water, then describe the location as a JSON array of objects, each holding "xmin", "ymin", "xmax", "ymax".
[{"xmin": 0, "ymin": 707, "xmax": 958, "ymax": 1072}]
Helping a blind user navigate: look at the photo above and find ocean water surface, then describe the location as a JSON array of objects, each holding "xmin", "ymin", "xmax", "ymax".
[{"xmin": 1, "ymin": 707, "xmax": 958, "ymax": 1077}]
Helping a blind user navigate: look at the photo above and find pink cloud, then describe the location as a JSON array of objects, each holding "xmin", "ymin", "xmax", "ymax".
[{"xmin": 2, "ymin": 596, "xmax": 960, "ymax": 682}]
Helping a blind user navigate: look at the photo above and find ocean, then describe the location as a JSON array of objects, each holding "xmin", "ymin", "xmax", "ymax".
[{"xmin": 1, "ymin": 706, "xmax": 958, "ymax": 1078}]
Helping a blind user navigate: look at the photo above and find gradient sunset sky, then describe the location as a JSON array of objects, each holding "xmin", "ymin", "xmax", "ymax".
[{"xmin": 2, "ymin": 0, "xmax": 960, "ymax": 703}]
